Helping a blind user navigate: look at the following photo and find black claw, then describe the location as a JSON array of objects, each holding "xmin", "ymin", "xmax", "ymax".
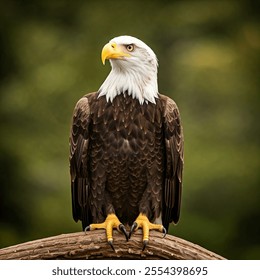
[
  {"xmin": 108, "ymin": 240, "xmax": 115, "ymax": 251},
  {"xmin": 162, "ymin": 227, "xmax": 167, "ymax": 238},
  {"xmin": 142, "ymin": 240, "xmax": 148, "ymax": 251},
  {"xmin": 119, "ymin": 224, "xmax": 129, "ymax": 241},
  {"xmin": 129, "ymin": 222, "xmax": 138, "ymax": 240},
  {"xmin": 84, "ymin": 226, "xmax": 91, "ymax": 234}
]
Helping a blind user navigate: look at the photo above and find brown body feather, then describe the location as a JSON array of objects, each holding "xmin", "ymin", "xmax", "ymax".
[{"xmin": 69, "ymin": 92, "xmax": 183, "ymax": 231}]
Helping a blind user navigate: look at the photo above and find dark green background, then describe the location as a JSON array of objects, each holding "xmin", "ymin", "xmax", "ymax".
[{"xmin": 1, "ymin": 0, "xmax": 260, "ymax": 259}]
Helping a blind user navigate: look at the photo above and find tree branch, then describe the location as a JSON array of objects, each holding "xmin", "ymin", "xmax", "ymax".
[{"xmin": 0, "ymin": 230, "xmax": 225, "ymax": 260}]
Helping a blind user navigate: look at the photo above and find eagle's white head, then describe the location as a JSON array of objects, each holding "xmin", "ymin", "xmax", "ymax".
[{"xmin": 98, "ymin": 35, "xmax": 158, "ymax": 104}]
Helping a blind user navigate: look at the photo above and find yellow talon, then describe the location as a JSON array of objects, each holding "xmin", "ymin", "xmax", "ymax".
[
  {"xmin": 86, "ymin": 214, "xmax": 128, "ymax": 246},
  {"xmin": 129, "ymin": 213, "xmax": 166, "ymax": 250}
]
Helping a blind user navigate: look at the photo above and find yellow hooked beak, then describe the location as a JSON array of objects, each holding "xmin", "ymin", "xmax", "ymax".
[{"xmin": 101, "ymin": 42, "xmax": 131, "ymax": 65}]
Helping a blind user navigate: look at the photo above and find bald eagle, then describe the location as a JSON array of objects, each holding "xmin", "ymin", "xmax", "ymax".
[{"xmin": 69, "ymin": 35, "xmax": 184, "ymax": 250}]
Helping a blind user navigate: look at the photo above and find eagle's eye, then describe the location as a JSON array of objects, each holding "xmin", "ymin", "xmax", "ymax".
[{"xmin": 126, "ymin": 44, "xmax": 134, "ymax": 52}]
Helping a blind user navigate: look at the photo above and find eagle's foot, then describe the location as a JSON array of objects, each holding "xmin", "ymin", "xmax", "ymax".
[
  {"xmin": 85, "ymin": 213, "xmax": 128, "ymax": 250},
  {"xmin": 129, "ymin": 213, "xmax": 166, "ymax": 250}
]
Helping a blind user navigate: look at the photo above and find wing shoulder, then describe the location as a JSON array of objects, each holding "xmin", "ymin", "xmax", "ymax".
[{"xmin": 70, "ymin": 96, "xmax": 91, "ymax": 178}]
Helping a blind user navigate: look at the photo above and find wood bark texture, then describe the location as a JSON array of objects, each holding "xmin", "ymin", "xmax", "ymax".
[{"xmin": 0, "ymin": 230, "xmax": 225, "ymax": 260}]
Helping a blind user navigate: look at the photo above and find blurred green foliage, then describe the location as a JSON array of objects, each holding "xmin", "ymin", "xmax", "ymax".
[{"xmin": 0, "ymin": 0, "xmax": 259, "ymax": 259}]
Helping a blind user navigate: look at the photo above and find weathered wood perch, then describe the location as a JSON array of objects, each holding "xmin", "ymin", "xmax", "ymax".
[{"xmin": 0, "ymin": 230, "xmax": 225, "ymax": 260}]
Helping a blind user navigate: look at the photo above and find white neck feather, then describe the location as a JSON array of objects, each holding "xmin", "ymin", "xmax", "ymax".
[{"xmin": 98, "ymin": 58, "xmax": 158, "ymax": 104}]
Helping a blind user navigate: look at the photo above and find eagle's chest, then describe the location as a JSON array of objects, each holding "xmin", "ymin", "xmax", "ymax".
[
  {"xmin": 90, "ymin": 95, "xmax": 163, "ymax": 157},
  {"xmin": 88, "ymin": 95, "xmax": 165, "ymax": 222}
]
